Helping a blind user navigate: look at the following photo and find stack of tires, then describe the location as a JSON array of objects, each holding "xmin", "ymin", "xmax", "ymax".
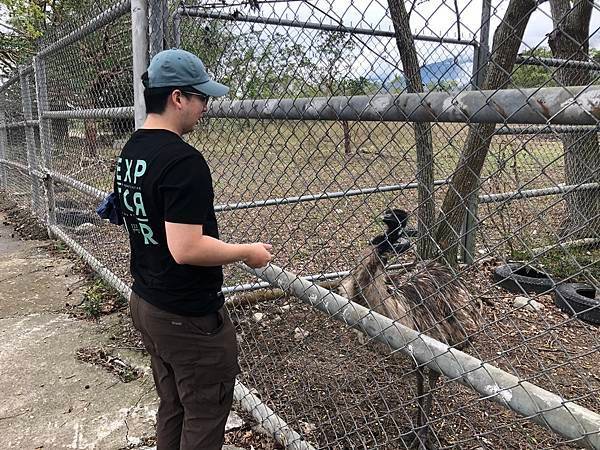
[{"xmin": 493, "ymin": 262, "xmax": 599, "ymax": 325}]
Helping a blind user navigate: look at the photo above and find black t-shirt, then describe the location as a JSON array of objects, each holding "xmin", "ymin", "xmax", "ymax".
[{"xmin": 114, "ymin": 129, "xmax": 224, "ymax": 316}]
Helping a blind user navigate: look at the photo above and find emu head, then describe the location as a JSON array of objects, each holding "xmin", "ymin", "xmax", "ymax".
[
  {"xmin": 370, "ymin": 234, "xmax": 411, "ymax": 257},
  {"xmin": 382, "ymin": 209, "xmax": 409, "ymax": 241}
]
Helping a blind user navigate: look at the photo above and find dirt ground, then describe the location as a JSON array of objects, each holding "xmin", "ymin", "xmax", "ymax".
[
  {"xmin": 0, "ymin": 199, "xmax": 269, "ymax": 450},
  {"xmin": 2, "ymin": 129, "xmax": 599, "ymax": 449}
]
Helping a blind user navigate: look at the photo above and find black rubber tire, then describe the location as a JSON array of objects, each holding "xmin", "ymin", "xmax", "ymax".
[
  {"xmin": 493, "ymin": 262, "xmax": 555, "ymax": 294},
  {"xmin": 552, "ymin": 283, "xmax": 600, "ymax": 325}
]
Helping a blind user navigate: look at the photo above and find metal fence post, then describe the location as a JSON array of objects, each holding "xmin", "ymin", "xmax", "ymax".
[
  {"xmin": 462, "ymin": 0, "xmax": 491, "ymax": 264},
  {"xmin": 172, "ymin": 9, "xmax": 181, "ymax": 48},
  {"xmin": 0, "ymin": 112, "xmax": 8, "ymax": 190},
  {"xmin": 33, "ymin": 56, "xmax": 56, "ymax": 232},
  {"xmin": 19, "ymin": 66, "xmax": 42, "ymax": 216},
  {"xmin": 149, "ymin": 0, "xmax": 168, "ymax": 57},
  {"xmin": 131, "ymin": 0, "xmax": 149, "ymax": 130}
]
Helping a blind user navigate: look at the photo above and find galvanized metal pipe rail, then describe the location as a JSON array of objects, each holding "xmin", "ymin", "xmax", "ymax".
[
  {"xmin": 479, "ymin": 182, "xmax": 600, "ymax": 203},
  {"xmin": 43, "ymin": 107, "xmax": 135, "ymax": 120},
  {"xmin": 0, "ymin": 67, "xmax": 32, "ymax": 95},
  {"xmin": 34, "ymin": 55, "xmax": 57, "ymax": 234},
  {"xmin": 0, "ymin": 114, "xmax": 7, "ymax": 189},
  {"xmin": 176, "ymin": 8, "xmax": 476, "ymax": 47},
  {"xmin": 215, "ymin": 179, "xmax": 450, "ymax": 212},
  {"xmin": 23, "ymin": 166, "xmax": 600, "ymax": 222},
  {"xmin": 234, "ymin": 381, "xmax": 316, "ymax": 450},
  {"xmin": 48, "ymin": 170, "xmax": 108, "ymax": 201},
  {"xmin": 38, "ymin": 85, "xmax": 600, "ymax": 125},
  {"xmin": 244, "ymin": 263, "xmax": 600, "ymax": 448},
  {"xmin": 131, "ymin": 0, "xmax": 148, "ymax": 129},
  {"xmin": 19, "ymin": 67, "xmax": 42, "ymax": 212},
  {"xmin": 37, "ymin": 0, "xmax": 131, "ymax": 58},
  {"xmin": 495, "ymin": 124, "xmax": 600, "ymax": 135},
  {"xmin": 0, "ymin": 157, "xmax": 45, "ymax": 178},
  {"xmin": 207, "ymin": 86, "xmax": 600, "ymax": 124},
  {"xmin": 0, "ymin": 120, "xmax": 40, "ymax": 129},
  {"xmin": 516, "ymin": 55, "xmax": 600, "ymax": 70}
]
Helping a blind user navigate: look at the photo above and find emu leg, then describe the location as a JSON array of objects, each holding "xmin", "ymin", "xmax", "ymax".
[
  {"xmin": 414, "ymin": 368, "xmax": 425, "ymax": 427},
  {"xmin": 411, "ymin": 369, "xmax": 440, "ymax": 449}
]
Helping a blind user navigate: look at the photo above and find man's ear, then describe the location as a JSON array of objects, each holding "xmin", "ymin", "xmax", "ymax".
[{"xmin": 170, "ymin": 89, "xmax": 184, "ymax": 110}]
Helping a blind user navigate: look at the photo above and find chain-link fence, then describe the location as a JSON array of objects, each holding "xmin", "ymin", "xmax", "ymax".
[{"xmin": 1, "ymin": 0, "xmax": 599, "ymax": 448}]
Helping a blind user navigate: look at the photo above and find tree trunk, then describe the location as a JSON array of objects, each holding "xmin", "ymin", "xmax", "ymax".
[
  {"xmin": 342, "ymin": 120, "xmax": 351, "ymax": 155},
  {"xmin": 84, "ymin": 120, "xmax": 98, "ymax": 157},
  {"xmin": 388, "ymin": 0, "xmax": 436, "ymax": 260},
  {"xmin": 548, "ymin": 0, "xmax": 600, "ymax": 239},
  {"xmin": 434, "ymin": 0, "xmax": 537, "ymax": 266}
]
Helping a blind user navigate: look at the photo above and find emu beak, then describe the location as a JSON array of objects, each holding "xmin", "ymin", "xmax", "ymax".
[{"xmin": 393, "ymin": 238, "xmax": 412, "ymax": 255}]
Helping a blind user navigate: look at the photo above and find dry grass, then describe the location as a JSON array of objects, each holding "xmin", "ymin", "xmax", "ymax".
[{"xmin": 4, "ymin": 120, "xmax": 598, "ymax": 449}]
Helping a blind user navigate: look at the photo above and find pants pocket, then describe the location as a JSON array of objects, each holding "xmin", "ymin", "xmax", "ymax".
[
  {"xmin": 187, "ymin": 310, "xmax": 224, "ymax": 336},
  {"xmin": 129, "ymin": 293, "xmax": 140, "ymax": 330},
  {"xmin": 219, "ymin": 380, "xmax": 235, "ymax": 405}
]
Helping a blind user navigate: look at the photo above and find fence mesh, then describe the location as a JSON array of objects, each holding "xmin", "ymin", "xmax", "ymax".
[{"xmin": 0, "ymin": 0, "xmax": 599, "ymax": 448}]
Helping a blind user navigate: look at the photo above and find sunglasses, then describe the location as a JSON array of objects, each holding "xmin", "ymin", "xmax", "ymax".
[{"xmin": 181, "ymin": 90, "xmax": 210, "ymax": 102}]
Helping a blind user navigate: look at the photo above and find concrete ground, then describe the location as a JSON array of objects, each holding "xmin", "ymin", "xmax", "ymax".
[{"xmin": 0, "ymin": 213, "xmax": 243, "ymax": 450}]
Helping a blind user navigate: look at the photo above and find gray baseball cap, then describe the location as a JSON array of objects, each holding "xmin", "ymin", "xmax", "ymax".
[{"xmin": 145, "ymin": 48, "xmax": 229, "ymax": 97}]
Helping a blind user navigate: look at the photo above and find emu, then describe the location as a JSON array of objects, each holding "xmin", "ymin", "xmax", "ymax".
[{"xmin": 338, "ymin": 209, "xmax": 481, "ymax": 449}]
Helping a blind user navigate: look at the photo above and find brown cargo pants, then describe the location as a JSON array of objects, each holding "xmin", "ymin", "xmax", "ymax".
[{"xmin": 129, "ymin": 291, "xmax": 240, "ymax": 450}]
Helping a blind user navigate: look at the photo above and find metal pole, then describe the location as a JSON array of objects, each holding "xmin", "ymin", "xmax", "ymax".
[
  {"xmin": 215, "ymin": 179, "xmax": 450, "ymax": 212},
  {"xmin": 131, "ymin": 0, "xmax": 149, "ymax": 129},
  {"xmin": 38, "ymin": 1, "xmax": 131, "ymax": 59},
  {"xmin": 495, "ymin": 124, "xmax": 600, "ymax": 135},
  {"xmin": 178, "ymin": 8, "xmax": 477, "ymax": 47},
  {"xmin": 38, "ymin": 85, "xmax": 600, "ymax": 125},
  {"xmin": 43, "ymin": 107, "xmax": 135, "ymax": 120},
  {"xmin": 245, "ymin": 263, "xmax": 600, "ymax": 448},
  {"xmin": 478, "ymin": 181, "xmax": 600, "ymax": 203},
  {"xmin": 463, "ymin": 0, "xmax": 491, "ymax": 264},
  {"xmin": 19, "ymin": 66, "xmax": 42, "ymax": 217},
  {"xmin": 0, "ymin": 113, "xmax": 8, "ymax": 190},
  {"xmin": 1, "ymin": 120, "xmax": 40, "ymax": 129},
  {"xmin": 33, "ymin": 56, "xmax": 56, "ymax": 234},
  {"xmin": 0, "ymin": 158, "xmax": 44, "ymax": 179},
  {"xmin": 148, "ymin": 0, "xmax": 167, "ymax": 57},
  {"xmin": 472, "ymin": 0, "xmax": 491, "ymax": 88},
  {"xmin": 205, "ymin": 85, "xmax": 600, "ymax": 124},
  {"xmin": 234, "ymin": 381, "xmax": 316, "ymax": 450},
  {"xmin": 173, "ymin": 10, "xmax": 182, "ymax": 47},
  {"xmin": 516, "ymin": 55, "xmax": 600, "ymax": 70},
  {"xmin": 0, "ymin": 75, "xmax": 20, "ymax": 95},
  {"xmin": 49, "ymin": 169, "xmax": 108, "ymax": 201}
]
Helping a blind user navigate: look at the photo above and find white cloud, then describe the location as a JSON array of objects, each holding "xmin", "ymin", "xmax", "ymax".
[{"xmin": 260, "ymin": 0, "xmax": 600, "ymax": 49}]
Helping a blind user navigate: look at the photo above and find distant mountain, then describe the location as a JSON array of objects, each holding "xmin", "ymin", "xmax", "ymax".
[
  {"xmin": 420, "ymin": 55, "xmax": 474, "ymax": 87},
  {"xmin": 369, "ymin": 54, "xmax": 474, "ymax": 92}
]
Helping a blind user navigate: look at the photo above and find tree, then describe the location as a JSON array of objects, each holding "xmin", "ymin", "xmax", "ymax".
[
  {"xmin": 338, "ymin": 76, "xmax": 380, "ymax": 154},
  {"xmin": 425, "ymin": 79, "xmax": 459, "ymax": 92},
  {"xmin": 0, "ymin": 0, "xmax": 107, "ymax": 78},
  {"xmin": 510, "ymin": 48, "xmax": 557, "ymax": 88},
  {"xmin": 434, "ymin": 0, "xmax": 538, "ymax": 266},
  {"xmin": 388, "ymin": 0, "xmax": 436, "ymax": 259},
  {"xmin": 1, "ymin": 0, "xmax": 134, "ymax": 154},
  {"xmin": 547, "ymin": 0, "xmax": 600, "ymax": 239}
]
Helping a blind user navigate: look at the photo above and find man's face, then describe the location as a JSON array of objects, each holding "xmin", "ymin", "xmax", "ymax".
[{"xmin": 175, "ymin": 90, "xmax": 210, "ymax": 134}]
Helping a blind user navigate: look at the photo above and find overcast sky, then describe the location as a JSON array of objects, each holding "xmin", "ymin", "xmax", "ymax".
[
  {"xmin": 238, "ymin": 0, "xmax": 600, "ymax": 81},
  {"xmin": 258, "ymin": 0, "xmax": 600, "ymax": 50}
]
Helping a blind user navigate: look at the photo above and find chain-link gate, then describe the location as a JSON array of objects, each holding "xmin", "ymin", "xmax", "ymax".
[{"xmin": 0, "ymin": 0, "xmax": 599, "ymax": 448}]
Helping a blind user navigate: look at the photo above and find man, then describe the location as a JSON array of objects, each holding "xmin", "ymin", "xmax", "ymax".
[{"xmin": 114, "ymin": 48, "xmax": 272, "ymax": 449}]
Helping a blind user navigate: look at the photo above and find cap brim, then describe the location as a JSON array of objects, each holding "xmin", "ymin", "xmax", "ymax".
[{"xmin": 192, "ymin": 79, "xmax": 229, "ymax": 97}]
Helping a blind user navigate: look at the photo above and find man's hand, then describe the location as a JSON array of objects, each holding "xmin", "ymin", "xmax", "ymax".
[{"xmin": 244, "ymin": 243, "xmax": 273, "ymax": 268}]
